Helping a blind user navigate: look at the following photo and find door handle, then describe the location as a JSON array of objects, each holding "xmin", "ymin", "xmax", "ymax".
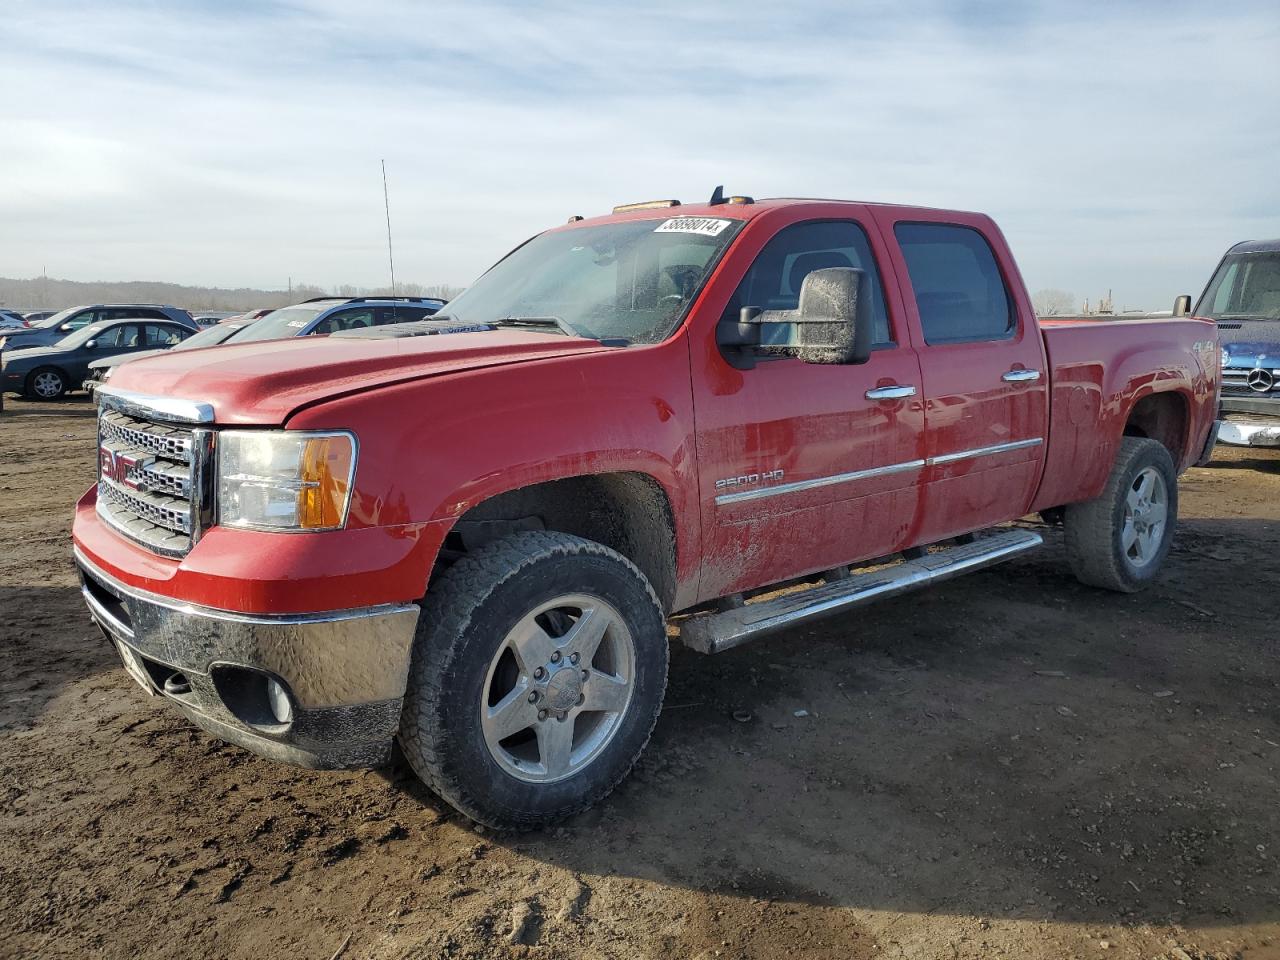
[
  {"xmin": 865, "ymin": 384, "xmax": 917, "ymax": 400},
  {"xmin": 1002, "ymin": 369, "xmax": 1041, "ymax": 383}
]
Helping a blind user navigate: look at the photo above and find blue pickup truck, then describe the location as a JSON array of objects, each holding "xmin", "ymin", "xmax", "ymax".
[{"xmin": 1195, "ymin": 239, "xmax": 1280, "ymax": 448}]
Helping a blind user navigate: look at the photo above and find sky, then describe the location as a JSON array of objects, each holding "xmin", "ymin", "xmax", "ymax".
[{"xmin": 2, "ymin": 0, "xmax": 1278, "ymax": 310}]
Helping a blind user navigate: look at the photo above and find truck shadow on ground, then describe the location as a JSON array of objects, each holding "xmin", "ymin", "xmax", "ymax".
[
  {"xmin": 390, "ymin": 531, "xmax": 1279, "ymax": 929},
  {"xmin": 0, "ymin": 585, "xmax": 118, "ymax": 735}
]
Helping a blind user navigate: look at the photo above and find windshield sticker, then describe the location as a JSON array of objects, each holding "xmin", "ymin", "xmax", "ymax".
[
  {"xmin": 286, "ymin": 320, "xmax": 309, "ymax": 328},
  {"xmin": 654, "ymin": 217, "xmax": 732, "ymax": 237}
]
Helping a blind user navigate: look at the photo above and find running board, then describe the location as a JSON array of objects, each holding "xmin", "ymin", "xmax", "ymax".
[{"xmin": 680, "ymin": 529, "xmax": 1043, "ymax": 654}]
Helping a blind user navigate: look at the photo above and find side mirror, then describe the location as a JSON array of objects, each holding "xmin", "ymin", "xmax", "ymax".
[
  {"xmin": 84, "ymin": 340, "xmax": 97, "ymax": 349},
  {"xmin": 59, "ymin": 323, "xmax": 73, "ymax": 332},
  {"xmin": 718, "ymin": 267, "xmax": 873, "ymax": 366},
  {"xmin": 1172, "ymin": 294, "xmax": 1192, "ymax": 317}
]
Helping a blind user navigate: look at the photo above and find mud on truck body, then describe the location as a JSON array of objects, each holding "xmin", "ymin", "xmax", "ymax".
[{"xmin": 73, "ymin": 192, "xmax": 1220, "ymax": 829}]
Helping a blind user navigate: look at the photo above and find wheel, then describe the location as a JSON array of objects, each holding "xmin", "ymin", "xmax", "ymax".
[
  {"xmin": 1064, "ymin": 436, "xmax": 1177, "ymax": 593},
  {"xmin": 398, "ymin": 531, "xmax": 669, "ymax": 830},
  {"xmin": 26, "ymin": 367, "xmax": 67, "ymax": 400}
]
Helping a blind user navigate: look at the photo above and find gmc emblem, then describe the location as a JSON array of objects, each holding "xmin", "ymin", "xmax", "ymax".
[{"xmin": 99, "ymin": 447, "xmax": 152, "ymax": 491}]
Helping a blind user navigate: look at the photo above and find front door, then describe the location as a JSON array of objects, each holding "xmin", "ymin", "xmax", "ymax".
[
  {"xmin": 870, "ymin": 212, "xmax": 1049, "ymax": 544},
  {"xmin": 691, "ymin": 212, "xmax": 926, "ymax": 601}
]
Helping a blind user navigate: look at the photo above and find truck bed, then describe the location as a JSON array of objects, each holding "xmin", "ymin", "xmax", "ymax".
[{"xmin": 1031, "ymin": 315, "xmax": 1218, "ymax": 512}]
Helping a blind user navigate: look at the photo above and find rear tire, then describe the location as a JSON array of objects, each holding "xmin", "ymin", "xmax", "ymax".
[
  {"xmin": 398, "ymin": 531, "xmax": 668, "ymax": 830},
  {"xmin": 1064, "ymin": 437, "xmax": 1177, "ymax": 593},
  {"xmin": 26, "ymin": 366, "xmax": 67, "ymax": 400}
]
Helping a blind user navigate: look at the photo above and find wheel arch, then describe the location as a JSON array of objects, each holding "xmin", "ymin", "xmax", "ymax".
[
  {"xmin": 432, "ymin": 471, "xmax": 682, "ymax": 613},
  {"xmin": 1121, "ymin": 388, "xmax": 1190, "ymax": 469}
]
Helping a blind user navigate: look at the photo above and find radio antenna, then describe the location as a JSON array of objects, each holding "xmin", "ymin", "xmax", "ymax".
[{"xmin": 381, "ymin": 159, "xmax": 396, "ymax": 294}]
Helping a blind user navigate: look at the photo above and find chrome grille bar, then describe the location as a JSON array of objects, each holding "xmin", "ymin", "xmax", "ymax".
[{"xmin": 96, "ymin": 407, "xmax": 203, "ymax": 556}]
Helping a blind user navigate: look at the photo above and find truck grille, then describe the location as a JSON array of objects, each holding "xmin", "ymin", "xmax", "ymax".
[{"xmin": 97, "ymin": 409, "xmax": 208, "ymax": 556}]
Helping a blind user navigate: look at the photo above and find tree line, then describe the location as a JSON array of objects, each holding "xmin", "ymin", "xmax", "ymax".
[{"xmin": 0, "ymin": 276, "xmax": 466, "ymax": 312}]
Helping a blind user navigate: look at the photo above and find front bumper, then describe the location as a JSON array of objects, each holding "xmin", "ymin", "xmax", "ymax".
[
  {"xmin": 76, "ymin": 547, "xmax": 420, "ymax": 769},
  {"xmin": 1218, "ymin": 397, "xmax": 1280, "ymax": 448},
  {"xmin": 1218, "ymin": 418, "xmax": 1280, "ymax": 447}
]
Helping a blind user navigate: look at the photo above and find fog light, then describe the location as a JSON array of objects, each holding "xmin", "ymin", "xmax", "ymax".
[{"xmin": 266, "ymin": 678, "xmax": 294, "ymax": 724}]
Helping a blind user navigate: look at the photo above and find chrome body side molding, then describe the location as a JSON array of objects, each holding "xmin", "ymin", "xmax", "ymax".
[{"xmin": 714, "ymin": 438, "xmax": 1045, "ymax": 507}]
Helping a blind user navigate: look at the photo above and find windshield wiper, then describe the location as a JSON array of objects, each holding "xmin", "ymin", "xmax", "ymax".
[{"xmin": 493, "ymin": 316, "xmax": 580, "ymax": 338}]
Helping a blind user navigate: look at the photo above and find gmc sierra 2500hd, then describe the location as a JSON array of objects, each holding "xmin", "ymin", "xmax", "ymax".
[{"xmin": 73, "ymin": 191, "xmax": 1220, "ymax": 829}]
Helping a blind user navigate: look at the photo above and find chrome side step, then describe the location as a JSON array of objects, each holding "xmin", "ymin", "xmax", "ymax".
[{"xmin": 680, "ymin": 528, "xmax": 1043, "ymax": 654}]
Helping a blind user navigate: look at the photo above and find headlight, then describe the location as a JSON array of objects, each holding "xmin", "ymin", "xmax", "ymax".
[{"xmin": 216, "ymin": 431, "xmax": 356, "ymax": 531}]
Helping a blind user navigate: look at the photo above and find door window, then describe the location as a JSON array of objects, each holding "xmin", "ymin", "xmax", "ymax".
[
  {"xmin": 95, "ymin": 324, "xmax": 140, "ymax": 349},
  {"xmin": 894, "ymin": 223, "xmax": 1014, "ymax": 344},
  {"xmin": 312, "ymin": 308, "xmax": 375, "ymax": 334},
  {"xmin": 723, "ymin": 220, "xmax": 893, "ymax": 345},
  {"xmin": 65, "ymin": 309, "xmax": 99, "ymax": 330}
]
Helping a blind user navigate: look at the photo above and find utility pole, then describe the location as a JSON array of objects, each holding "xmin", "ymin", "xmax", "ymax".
[{"xmin": 382, "ymin": 159, "xmax": 396, "ymax": 295}]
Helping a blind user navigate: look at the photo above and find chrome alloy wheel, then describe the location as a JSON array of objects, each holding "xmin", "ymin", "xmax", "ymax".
[
  {"xmin": 480, "ymin": 594, "xmax": 635, "ymax": 784},
  {"xmin": 32, "ymin": 371, "xmax": 63, "ymax": 398},
  {"xmin": 1122, "ymin": 466, "xmax": 1168, "ymax": 568}
]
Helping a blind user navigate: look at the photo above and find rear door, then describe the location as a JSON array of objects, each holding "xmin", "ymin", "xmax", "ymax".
[
  {"xmin": 870, "ymin": 211, "xmax": 1048, "ymax": 543},
  {"xmin": 692, "ymin": 210, "xmax": 926, "ymax": 601}
]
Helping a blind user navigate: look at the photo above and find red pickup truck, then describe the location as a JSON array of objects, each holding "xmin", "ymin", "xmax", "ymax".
[{"xmin": 73, "ymin": 193, "xmax": 1220, "ymax": 829}]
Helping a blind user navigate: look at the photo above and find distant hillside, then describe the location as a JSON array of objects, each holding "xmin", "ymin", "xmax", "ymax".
[{"xmin": 0, "ymin": 276, "xmax": 465, "ymax": 313}]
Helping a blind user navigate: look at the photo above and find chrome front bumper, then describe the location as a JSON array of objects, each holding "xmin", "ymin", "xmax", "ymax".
[
  {"xmin": 1218, "ymin": 418, "xmax": 1280, "ymax": 448},
  {"xmin": 75, "ymin": 548, "xmax": 420, "ymax": 769}
]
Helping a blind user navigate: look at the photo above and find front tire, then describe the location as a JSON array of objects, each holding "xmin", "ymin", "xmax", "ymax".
[
  {"xmin": 398, "ymin": 531, "xmax": 668, "ymax": 830},
  {"xmin": 1064, "ymin": 436, "xmax": 1178, "ymax": 593},
  {"xmin": 26, "ymin": 366, "xmax": 67, "ymax": 400}
]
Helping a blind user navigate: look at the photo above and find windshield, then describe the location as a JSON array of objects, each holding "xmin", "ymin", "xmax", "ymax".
[
  {"xmin": 443, "ymin": 216, "xmax": 744, "ymax": 344},
  {"xmin": 33, "ymin": 307, "xmax": 82, "ymax": 329},
  {"xmin": 175, "ymin": 322, "xmax": 243, "ymax": 350},
  {"xmin": 1196, "ymin": 252, "xmax": 1280, "ymax": 320},
  {"xmin": 231, "ymin": 306, "xmax": 322, "ymax": 343},
  {"xmin": 57, "ymin": 323, "xmax": 109, "ymax": 349}
]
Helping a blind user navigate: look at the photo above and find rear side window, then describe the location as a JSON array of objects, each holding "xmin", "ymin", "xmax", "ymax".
[
  {"xmin": 143, "ymin": 324, "xmax": 186, "ymax": 346},
  {"xmin": 723, "ymin": 220, "xmax": 893, "ymax": 345},
  {"xmin": 895, "ymin": 223, "xmax": 1014, "ymax": 344}
]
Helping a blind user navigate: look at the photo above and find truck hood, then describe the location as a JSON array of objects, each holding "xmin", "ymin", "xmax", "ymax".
[
  {"xmin": 105, "ymin": 329, "xmax": 614, "ymax": 425},
  {"xmin": 1221, "ymin": 341, "xmax": 1280, "ymax": 369}
]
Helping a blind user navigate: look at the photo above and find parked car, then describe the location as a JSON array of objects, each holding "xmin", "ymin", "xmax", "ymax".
[
  {"xmin": 23, "ymin": 310, "xmax": 56, "ymax": 324},
  {"xmin": 83, "ymin": 318, "xmax": 255, "ymax": 395},
  {"xmin": 226, "ymin": 296, "xmax": 446, "ymax": 343},
  {"xmin": 0, "ymin": 304, "xmax": 196, "ymax": 352},
  {"xmin": 1193, "ymin": 238, "xmax": 1280, "ymax": 447},
  {"xmin": 0, "ymin": 309, "xmax": 28, "ymax": 329},
  {"xmin": 2, "ymin": 318, "xmax": 197, "ymax": 399},
  {"xmin": 74, "ymin": 192, "xmax": 1218, "ymax": 830}
]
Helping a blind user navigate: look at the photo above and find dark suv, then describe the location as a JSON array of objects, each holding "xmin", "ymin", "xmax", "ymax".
[{"xmin": 0, "ymin": 304, "xmax": 196, "ymax": 352}]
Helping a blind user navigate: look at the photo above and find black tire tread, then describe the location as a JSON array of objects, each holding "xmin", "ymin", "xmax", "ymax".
[
  {"xmin": 1063, "ymin": 436, "xmax": 1176, "ymax": 593},
  {"xmin": 398, "ymin": 530, "xmax": 666, "ymax": 830}
]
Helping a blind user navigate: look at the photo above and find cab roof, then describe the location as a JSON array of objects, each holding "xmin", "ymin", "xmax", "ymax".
[
  {"xmin": 571, "ymin": 196, "xmax": 984, "ymax": 229},
  {"xmin": 1228, "ymin": 238, "xmax": 1280, "ymax": 255}
]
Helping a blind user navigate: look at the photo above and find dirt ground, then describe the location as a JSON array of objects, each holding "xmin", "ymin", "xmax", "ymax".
[{"xmin": 1, "ymin": 394, "xmax": 1278, "ymax": 960}]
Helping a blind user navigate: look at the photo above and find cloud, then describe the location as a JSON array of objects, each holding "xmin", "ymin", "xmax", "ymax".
[{"xmin": 1, "ymin": 0, "xmax": 1277, "ymax": 308}]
